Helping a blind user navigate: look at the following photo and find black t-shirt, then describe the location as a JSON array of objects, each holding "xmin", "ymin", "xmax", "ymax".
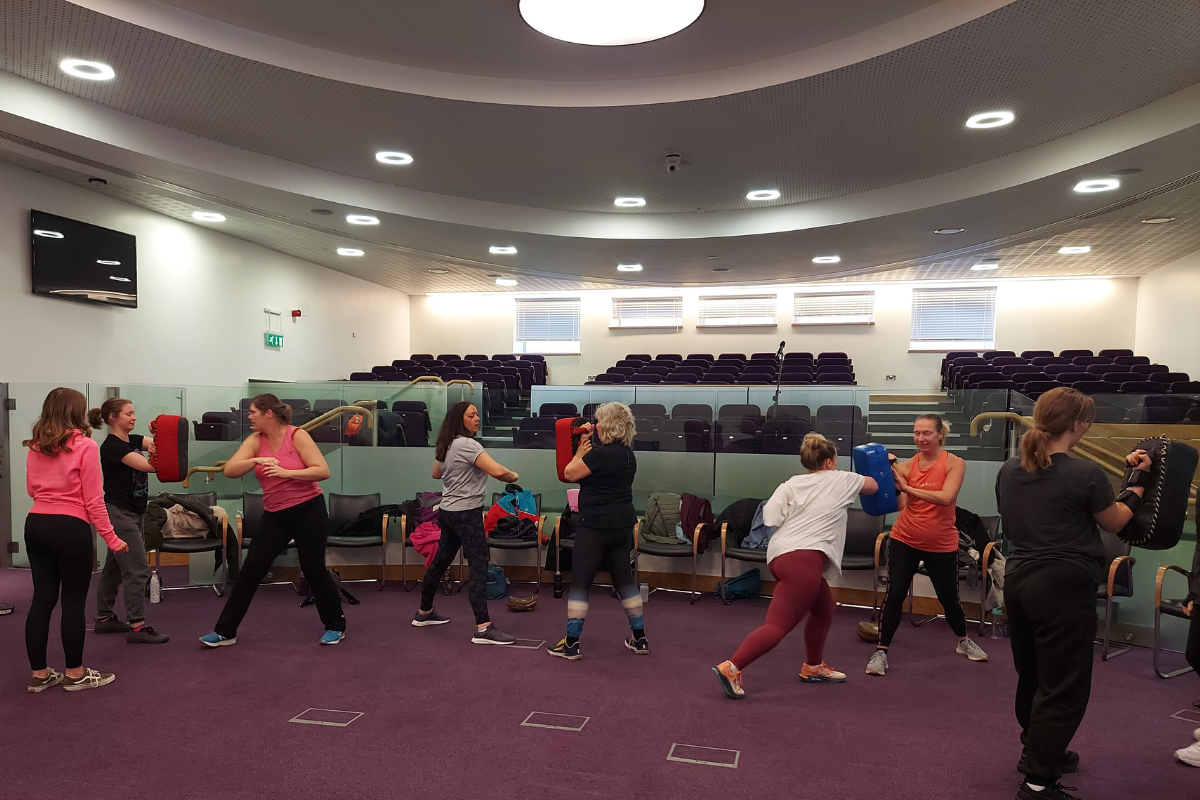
[
  {"xmin": 995, "ymin": 452, "xmax": 1115, "ymax": 585},
  {"xmin": 100, "ymin": 433, "xmax": 148, "ymax": 514},
  {"xmin": 578, "ymin": 438, "xmax": 637, "ymax": 529}
]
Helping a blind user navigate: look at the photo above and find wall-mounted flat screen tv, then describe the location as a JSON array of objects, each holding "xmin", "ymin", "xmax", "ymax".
[{"xmin": 30, "ymin": 210, "xmax": 137, "ymax": 308}]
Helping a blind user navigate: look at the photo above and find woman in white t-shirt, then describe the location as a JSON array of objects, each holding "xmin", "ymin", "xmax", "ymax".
[{"xmin": 713, "ymin": 432, "xmax": 878, "ymax": 699}]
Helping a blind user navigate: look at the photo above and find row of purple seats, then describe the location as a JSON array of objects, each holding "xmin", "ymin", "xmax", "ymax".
[{"xmin": 941, "ymin": 349, "xmax": 1137, "ymax": 387}]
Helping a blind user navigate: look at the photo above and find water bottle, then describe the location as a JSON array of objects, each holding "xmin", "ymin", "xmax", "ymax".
[
  {"xmin": 640, "ymin": 582, "xmax": 650, "ymax": 603},
  {"xmin": 149, "ymin": 570, "xmax": 162, "ymax": 604},
  {"xmin": 990, "ymin": 607, "xmax": 1002, "ymax": 639}
]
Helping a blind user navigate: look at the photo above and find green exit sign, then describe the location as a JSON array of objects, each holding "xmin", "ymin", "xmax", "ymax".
[{"xmin": 264, "ymin": 332, "xmax": 284, "ymax": 348}]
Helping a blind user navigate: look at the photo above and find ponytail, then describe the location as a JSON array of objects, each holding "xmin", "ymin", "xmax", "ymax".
[
  {"xmin": 800, "ymin": 432, "xmax": 838, "ymax": 470},
  {"xmin": 1020, "ymin": 387, "xmax": 1095, "ymax": 472},
  {"xmin": 250, "ymin": 393, "xmax": 292, "ymax": 426},
  {"xmin": 88, "ymin": 397, "xmax": 130, "ymax": 430}
]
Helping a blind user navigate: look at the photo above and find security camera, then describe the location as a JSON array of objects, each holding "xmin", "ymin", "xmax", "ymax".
[{"xmin": 665, "ymin": 153, "xmax": 682, "ymax": 174}]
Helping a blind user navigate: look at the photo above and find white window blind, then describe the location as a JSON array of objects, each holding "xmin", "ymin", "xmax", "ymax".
[
  {"xmin": 697, "ymin": 294, "xmax": 777, "ymax": 327},
  {"xmin": 793, "ymin": 291, "xmax": 875, "ymax": 325},
  {"xmin": 611, "ymin": 296, "xmax": 683, "ymax": 328},
  {"xmin": 909, "ymin": 287, "xmax": 997, "ymax": 350},
  {"xmin": 513, "ymin": 297, "xmax": 581, "ymax": 354}
]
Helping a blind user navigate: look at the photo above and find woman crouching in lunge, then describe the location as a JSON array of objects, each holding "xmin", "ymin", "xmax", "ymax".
[
  {"xmin": 866, "ymin": 413, "xmax": 987, "ymax": 676},
  {"xmin": 200, "ymin": 394, "xmax": 346, "ymax": 648},
  {"xmin": 412, "ymin": 401, "xmax": 519, "ymax": 645},
  {"xmin": 713, "ymin": 433, "xmax": 878, "ymax": 699},
  {"xmin": 548, "ymin": 402, "xmax": 644, "ymax": 660}
]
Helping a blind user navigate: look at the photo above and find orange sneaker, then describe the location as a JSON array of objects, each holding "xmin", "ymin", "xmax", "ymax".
[
  {"xmin": 799, "ymin": 662, "xmax": 846, "ymax": 683},
  {"xmin": 712, "ymin": 660, "xmax": 745, "ymax": 699}
]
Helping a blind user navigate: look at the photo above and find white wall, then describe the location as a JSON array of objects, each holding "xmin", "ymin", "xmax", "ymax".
[
  {"xmin": 1134, "ymin": 248, "xmax": 1200, "ymax": 378},
  {"xmin": 0, "ymin": 161, "xmax": 409, "ymax": 387},
  {"xmin": 411, "ymin": 278, "xmax": 1138, "ymax": 391}
]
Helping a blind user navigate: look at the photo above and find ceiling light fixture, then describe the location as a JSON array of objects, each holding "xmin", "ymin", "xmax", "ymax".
[
  {"xmin": 1073, "ymin": 178, "xmax": 1120, "ymax": 193},
  {"xmin": 96, "ymin": 259, "xmax": 121, "ymax": 265},
  {"xmin": 971, "ymin": 261, "xmax": 1000, "ymax": 271},
  {"xmin": 495, "ymin": 278, "xmax": 518, "ymax": 286},
  {"xmin": 712, "ymin": 267, "xmax": 730, "ymax": 273},
  {"xmin": 346, "ymin": 214, "xmax": 380, "ymax": 225},
  {"xmin": 109, "ymin": 275, "xmax": 131, "ymax": 282},
  {"xmin": 617, "ymin": 264, "xmax": 643, "ymax": 272},
  {"xmin": 337, "ymin": 247, "xmax": 365, "ymax": 257},
  {"xmin": 614, "ymin": 196, "xmax": 646, "ymax": 207},
  {"xmin": 489, "ymin": 246, "xmax": 518, "ymax": 255},
  {"xmin": 812, "ymin": 256, "xmax": 841, "ymax": 264},
  {"xmin": 60, "ymin": 58, "xmax": 115, "ymax": 81},
  {"xmin": 191, "ymin": 211, "xmax": 226, "ymax": 222},
  {"xmin": 933, "ymin": 228, "xmax": 966, "ymax": 235},
  {"xmin": 375, "ymin": 151, "xmax": 414, "ymax": 165},
  {"xmin": 519, "ymin": 0, "xmax": 704, "ymax": 46},
  {"xmin": 310, "ymin": 208, "xmax": 333, "ymax": 216},
  {"xmin": 965, "ymin": 110, "xmax": 1014, "ymax": 129},
  {"xmin": 427, "ymin": 268, "xmax": 450, "ymax": 274},
  {"xmin": 33, "ymin": 229, "xmax": 64, "ymax": 239},
  {"xmin": 1141, "ymin": 217, "xmax": 1175, "ymax": 224},
  {"xmin": 746, "ymin": 189, "xmax": 780, "ymax": 201},
  {"xmin": 1057, "ymin": 246, "xmax": 1091, "ymax": 255}
]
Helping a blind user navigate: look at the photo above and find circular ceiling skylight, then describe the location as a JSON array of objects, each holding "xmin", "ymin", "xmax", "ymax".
[
  {"xmin": 1057, "ymin": 246, "xmax": 1091, "ymax": 254},
  {"xmin": 1141, "ymin": 217, "xmax": 1175, "ymax": 224},
  {"xmin": 519, "ymin": 0, "xmax": 704, "ymax": 46},
  {"xmin": 1073, "ymin": 178, "xmax": 1120, "ymax": 193},
  {"xmin": 337, "ymin": 247, "xmax": 365, "ymax": 256},
  {"xmin": 811, "ymin": 256, "xmax": 841, "ymax": 264},
  {"xmin": 33, "ymin": 229, "xmax": 64, "ymax": 238},
  {"xmin": 965, "ymin": 110, "xmax": 1014, "ymax": 129},
  {"xmin": 614, "ymin": 196, "xmax": 647, "ymax": 207},
  {"xmin": 490, "ymin": 246, "xmax": 518, "ymax": 255},
  {"xmin": 60, "ymin": 58, "xmax": 115, "ymax": 80},
  {"xmin": 375, "ymin": 151, "xmax": 413, "ymax": 165},
  {"xmin": 96, "ymin": 259, "xmax": 121, "ymax": 265},
  {"xmin": 746, "ymin": 189, "xmax": 780, "ymax": 201},
  {"xmin": 192, "ymin": 211, "xmax": 226, "ymax": 222},
  {"xmin": 346, "ymin": 214, "xmax": 380, "ymax": 225}
]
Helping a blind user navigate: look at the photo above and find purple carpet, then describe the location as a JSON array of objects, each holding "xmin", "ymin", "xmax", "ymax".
[{"xmin": 0, "ymin": 566, "xmax": 1195, "ymax": 800}]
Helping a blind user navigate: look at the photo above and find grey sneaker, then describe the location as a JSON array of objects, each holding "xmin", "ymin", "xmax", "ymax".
[
  {"xmin": 865, "ymin": 649, "xmax": 889, "ymax": 676},
  {"xmin": 28, "ymin": 669, "xmax": 64, "ymax": 693},
  {"xmin": 412, "ymin": 609, "xmax": 451, "ymax": 627},
  {"xmin": 127, "ymin": 626, "xmax": 169, "ymax": 644},
  {"xmin": 94, "ymin": 617, "xmax": 131, "ymax": 634},
  {"xmin": 957, "ymin": 638, "xmax": 989, "ymax": 662},
  {"xmin": 62, "ymin": 668, "xmax": 115, "ymax": 692},
  {"xmin": 471, "ymin": 625, "xmax": 516, "ymax": 645}
]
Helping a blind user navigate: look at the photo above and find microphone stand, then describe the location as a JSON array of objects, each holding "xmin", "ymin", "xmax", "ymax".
[{"xmin": 770, "ymin": 340, "xmax": 786, "ymax": 419}]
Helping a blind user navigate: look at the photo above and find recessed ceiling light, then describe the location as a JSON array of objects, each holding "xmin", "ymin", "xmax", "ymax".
[
  {"xmin": 614, "ymin": 196, "xmax": 646, "ymax": 207},
  {"xmin": 617, "ymin": 264, "xmax": 643, "ymax": 272},
  {"xmin": 933, "ymin": 228, "xmax": 966, "ymax": 235},
  {"xmin": 33, "ymin": 229, "xmax": 64, "ymax": 239},
  {"xmin": 191, "ymin": 211, "xmax": 226, "ymax": 222},
  {"xmin": 108, "ymin": 275, "xmax": 131, "ymax": 282},
  {"xmin": 489, "ymin": 246, "xmax": 518, "ymax": 255},
  {"xmin": 965, "ymin": 111, "xmax": 1014, "ymax": 129},
  {"xmin": 495, "ymin": 278, "xmax": 518, "ymax": 286},
  {"xmin": 746, "ymin": 189, "xmax": 780, "ymax": 201},
  {"xmin": 375, "ymin": 151, "xmax": 413, "ymax": 165},
  {"xmin": 971, "ymin": 261, "xmax": 1000, "ymax": 271},
  {"xmin": 1057, "ymin": 246, "xmax": 1091, "ymax": 255},
  {"xmin": 346, "ymin": 214, "xmax": 380, "ymax": 225},
  {"xmin": 1073, "ymin": 178, "xmax": 1120, "ymax": 193},
  {"xmin": 1141, "ymin": 217, "xmax": 1175, "ymax": 224},
  {"xmin": 336, "ymin": 247, "xmax": 365, "ymax": 257},
  {"xmin": 812, "ymin": 256, "xmax": 841, "ymax": 264},
  {"xmin": 427, "ymin": 268, "xmax": 450, "ymax": 274},
  {"xmin": 96, "ymin": 259, "xmax": 121, "ymax": 265},
  {"xmin": 60, "ymin": 58, "xmax": 115, "ymax": 81},
  {"xmin": 519, "ymin": 0, "xmax": 704, "ymax": 46},
  {"xmin": 712, "ymin": 267, "xmax": 730, "ymax": 273},
  {"xmin": 310, "ymin": 208, "xmax": 333, "ymax": 216}
]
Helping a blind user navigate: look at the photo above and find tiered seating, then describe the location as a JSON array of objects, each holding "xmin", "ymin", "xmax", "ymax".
[
  {"xmin": 940, "ymin": 350, "xmax": 1193, "ymax": 398},
  {"xmin": 589, "ymin": 351, "xmax": 857, "ymax": 385},
  {"xmin": 195, "ymin": 398, "xmax": 435, "ymax": 445},
  {"xmin": 346, "ymin": 354, "xmax": 548, "ymax": 386}
]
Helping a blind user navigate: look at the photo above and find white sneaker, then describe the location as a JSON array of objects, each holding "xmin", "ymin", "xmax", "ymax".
[
  {"xmin": 865, "ymin": 649, "xmax": 888, "ymax": 676},
  {"xmin": 956, "ymin": 638, "xmax": 989, "ymax": 662},
  {"xmin": 1175, "ymin": 741, "xmax": 1200, "ymax": 767},
  {"xmin": 1194, "ymin": 727, "xmax": 1200, "ymax": 742}
]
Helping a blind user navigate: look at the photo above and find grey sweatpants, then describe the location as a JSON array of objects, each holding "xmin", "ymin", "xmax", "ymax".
[{"xmin": 96, "ymin": 503, "xmax": 150, "ymax": 624}]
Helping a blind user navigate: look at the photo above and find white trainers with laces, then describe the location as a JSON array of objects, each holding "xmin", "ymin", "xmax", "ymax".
[
  {"xmin": 1175, "ymin": 740, "xmax": 1200, "ymax": 767},
  {"xmin": 956, "ymin": 638, "xmax": 989, "ymax": 662}
]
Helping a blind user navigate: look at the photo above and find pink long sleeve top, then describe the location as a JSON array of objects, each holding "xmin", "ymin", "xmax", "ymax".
[{"xmin": 26, "ymin": 431, "xmax": 120, "ymax": 549}]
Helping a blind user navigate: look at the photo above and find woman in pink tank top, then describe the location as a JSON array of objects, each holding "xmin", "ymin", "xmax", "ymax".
[
  {"xmin": 201, "ymin": 393, "xmax": 346, "ymax": 648},
  {"xmin": 865, "ymin": 413, "xmax": 988, "ymax": 678}
]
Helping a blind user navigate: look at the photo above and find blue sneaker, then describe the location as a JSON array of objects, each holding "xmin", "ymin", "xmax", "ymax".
[
  {"xmin": 319, "ymin": 630, "xmax": 345, "ymax": 646},
  {"xmin": 199, "ymin": 632, "xmax": 235, "ymax": 648}
]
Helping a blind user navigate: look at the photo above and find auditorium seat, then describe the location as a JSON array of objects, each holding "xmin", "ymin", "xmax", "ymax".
[
  {"xmin": 685, "ymin": 353, "xmax": 714, "ymax": 362},
  {"xmin": 1098, "ymin": 349, "xmax": 1134, "ymax": 358},
  {"xmin": 1132, "ymin": 364, "xmax": 1169, "ymax": 376},
  {"xmin": 814, "ymin": 420, "xmax": 867, "ymax": 451},
  {"xmin": 659, "ymin": 419, "xmax": 711, "ymax": 452},
  {"xmin": 672, "ymin": 403, "xmax": 713, "ymax": 420},
  {"xmin": 719, "ymin": 353, "xmax": 747, "ymax": 361},
  {"xmin": 625, "ymin": 353, "xmax": 652, "ymax": 362},
  {"xmin": 1119, "ymin": 381, "xmax": 1161, "ymax": 394},
  {"xmin": 435, "ymin": 354, "xmax": 459, "ymax": 361},
  {"xmin": 629, "ymin": 403, "xmax": 668, "ymax": 420},
  {"xmin": 1023, "ymin": 381, "xmax": 1062, "ymax": 398},
  {"xmin": 349, "ymin": 372, "xmax": 377, "ymax": 381},
  {"xmin": 410, "ymin": 353, "xmax": 434, "ymax": 361},
  {"xmin": 1113, "ymin": 355, "xmax": 1151, "ymax": 366},
  {"xmin": 463, "ymin": 354, "xmax": 489, "ymax": 362},
  {"xmin": 665, "ymin": 373, "xmax": 700, "ymax": 384},
  {"xmin": 763, "ymin": 419, "xmax": 810, "ymax": 437},
  {"xmin": 1059, "ymin": 350, "xmax": 1093, "ymax": 359},
  {"xmin": 518, "ymin": 417, "xmax": 556, "ymax": 431},
  {"xmin": 816, "ymin": 405, "xmax": 863, "ymax": 425},
  {"xmin": 1020, "ymin": 350, "xmax": 1054, "ymax": 359},
  {"xmin": 1071, "ymin": 381, "xmax": 1116, "ymax": 395},
  {"xmin": 1030, "ymin": 357, "xmax": 1068, "ymax": 367},
  {"xmin": 513, "ymin": 430, "xmax": 554, "ymax": 449},
  {"xmin": 492, "ymin": 354, "xmax": 517, "ymax": 361},
  {"xmin": 539, "ymin": 402, "xmax": 578, "ymax": 418},
  {"xmin": 1169, "ymin": 381, "xmax": 1200, "ymax": 394},
  {"xmin": 766, "ymin": 405, "xmax": 811, "ymax": 422},
  {"xmin": 1154, "ymin": 372, "xmax": 1190, "ymax": 385}
]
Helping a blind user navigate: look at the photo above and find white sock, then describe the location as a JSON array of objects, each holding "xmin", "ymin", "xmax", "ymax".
[
  {"xmin": 1025, "ymin": 783, "xmax": 1046, "ymax": 792},
  {"xmin": 477, "ymin": 623, "xmax": 489, "ymax": 632}
]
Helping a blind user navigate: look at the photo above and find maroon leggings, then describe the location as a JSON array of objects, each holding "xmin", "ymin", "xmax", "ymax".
[{"xmin": 730, "ymin": 549, "xmax": 834, "ymax": 670}]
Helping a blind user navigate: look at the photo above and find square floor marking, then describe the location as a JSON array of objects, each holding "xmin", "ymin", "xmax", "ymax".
[
  {"xmin": 1171, "ymin": 708, "xmax": 1200, "ymax": 724},
  {"xmin": 521, "ymin": 712, "xmax": 589, "ymax": 731},
  {"xmin": 666, "ymin": 743, "xmax": 740, "ymax": 768},
  {"xmin": 510, "ymin": 639, "xmax": 547, "ymax": 650},
  {"xmin": 289, "ymin": 708, "xmax": 363, "ymax": 727}
]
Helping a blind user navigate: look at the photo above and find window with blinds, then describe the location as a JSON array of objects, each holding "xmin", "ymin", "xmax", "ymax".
[
  {"xmin": 696, "ymin": 294, "xmax": 777, "ymax": 327},
  {"xmin": 793, "ymin": 291, "xmax": 875, "ymax": 325},
  {"xmin": 513, "ymin": 297, "xmax": 581, "ymax": 354},
  {"xmin": 611, "ymin": 296, "xmax": 684, "ymax": 328},
  {"xmin": 909, "ymin": 286, "xmax": 997, "ymax": 350}
]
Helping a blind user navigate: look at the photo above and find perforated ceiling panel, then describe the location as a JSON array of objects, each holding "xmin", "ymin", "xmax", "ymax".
[{"xmin": 3, "ymin": 0, "xmax": 1200, "ymax": 214}]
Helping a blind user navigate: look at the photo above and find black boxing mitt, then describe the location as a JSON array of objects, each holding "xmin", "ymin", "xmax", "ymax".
[{"xmin": 1117, "ymin": 437, "xmax": 1198, "ymax": 550}]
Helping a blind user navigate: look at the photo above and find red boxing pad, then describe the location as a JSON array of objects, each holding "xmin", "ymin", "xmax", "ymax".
[
  {"xmin": 555, "ymin": 417, "xmax": 589, "ymax": 483},
  {"xmin": 149, "ymin": 414, "xmax": 189, "ymax": 482}
]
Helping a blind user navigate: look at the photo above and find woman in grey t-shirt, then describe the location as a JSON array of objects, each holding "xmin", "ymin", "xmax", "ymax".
[{"xmin": 412, "ymin": 401, "xmax": 520, "ymax": 645}]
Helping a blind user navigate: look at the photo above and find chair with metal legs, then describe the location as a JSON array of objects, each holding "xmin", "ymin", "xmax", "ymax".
[
  {"xmin": 838, "ymin": 509, "xmax": 887, "ymax": 616},
  {"xmin": 634, "ymin": 523, "xmax": 707, "ymax": 604},
  {"xmin": 235, "ymin": 492, "xmax": 301, "ymax": 592},
  {"xmin": 486, "ymin": 492, "xmax": 547, "ymax": 592},
  {"xmin": 1153, "ymin": 562, "xmax": 1196, "ymax": 678},
  {"xmin": 1099, "ymin": 529, "xmax": 1136, "ymax": 661},
  {"xmin": 154, "ymin": 492, "xmax": 229, "ymax": 597}
]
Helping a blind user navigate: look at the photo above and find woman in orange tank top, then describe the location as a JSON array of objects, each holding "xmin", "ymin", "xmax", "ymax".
[{"xmin": 864, "ymin": 414, "xmax": 988, "ymax": 677}]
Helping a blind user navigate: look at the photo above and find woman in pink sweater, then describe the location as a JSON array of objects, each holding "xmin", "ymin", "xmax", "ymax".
[{"xmin": 24, "ymin": 388, "xmax": 128, "ymax": 693}]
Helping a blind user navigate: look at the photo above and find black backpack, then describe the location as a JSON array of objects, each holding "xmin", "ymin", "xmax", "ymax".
[{"xmin": 334, "ymin": 504, "xmax": 405, "ymax": 537}]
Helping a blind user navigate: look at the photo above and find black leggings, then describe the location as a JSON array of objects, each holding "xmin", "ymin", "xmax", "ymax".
[
  {"xmin": 25, "ymin": 514, "xmax": 93, "ymax": 670},
  {"xmin": 215, "ymin": 495, "xmax": 345, "ymax": 638},
  {"xmin": 880, "ymin": 537, "xmax": 967, "ymax": 647},
  {"xmin": 566, "ymin": 525, "xmax": 642, "ymax": 639},
  {"xmin": 421, "ymin": 508, "xmax": 490, "ymax": 625}
]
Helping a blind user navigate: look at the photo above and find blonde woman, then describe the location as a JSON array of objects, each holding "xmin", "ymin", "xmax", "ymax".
[{"xmin": 548, "ymin": 402, "xmax": 643, "ymax": 660}]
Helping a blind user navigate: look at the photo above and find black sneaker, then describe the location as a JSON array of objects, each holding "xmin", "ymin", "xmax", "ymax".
[
  {"xmin": 623, "ymin": 636, "xmax": 650, "ymax": 655},
  {"xmin": 1015, "ymin": 782, "xmax": 1079, "ymax": 800},
  {"xmin": 547, "ymin": 638, "xmax": 581, "ymax": 660},
  {"xmin": 412, "ymin": 609, "xmax": 451, "ymax": 627},
  {"xmin": 94, "ymin": 617, "xmax": 131, "ymax": 634},
  {"xmin": 127, "ymin": 626, "xmax": 169, "ymax": 644},
  {"xmin": 471, "ymin": 625, "xmax": 516, "ymax": 645},
  {"xmin": 1018, "ymin": 749, "xmax": 1079, "ymax": 775}
]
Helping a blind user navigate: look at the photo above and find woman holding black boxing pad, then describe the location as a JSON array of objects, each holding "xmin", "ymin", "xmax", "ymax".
[{"xmin": 996, "ymin": 387, "xmax": 1150, "ymax": 800}]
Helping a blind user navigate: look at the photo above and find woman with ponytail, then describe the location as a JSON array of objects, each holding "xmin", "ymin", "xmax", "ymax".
[
  {"xmin": 713, "ymin": 433, "xmax": 879, "ymax": 699},
  {"xmin": 87, "ymin": 398, "xmax": 168, "ymax": 644},
  {"xmin": 997, "ymin": 387, "xmax": 1150, "ymax": 800}
]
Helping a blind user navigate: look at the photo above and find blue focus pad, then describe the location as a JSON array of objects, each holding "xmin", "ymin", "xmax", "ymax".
[{"xmin": 853, "ymin": 443, "xmax": 898, "ymax": 516}]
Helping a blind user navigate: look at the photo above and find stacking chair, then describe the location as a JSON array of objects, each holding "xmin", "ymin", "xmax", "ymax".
[
  {"xmin": 1098, "ymin": 529, "xmax": 1136, "ymax": 661},
  {"xmin": 839, "ymin": 509, "xmax": 887, "ymax": 617},
  {"xmin": 635, "ymin": 523, "xmax": 706, "ymax": 604},
  {"xmin": 153, "ymin": 492, "xmax": 230, "ymax": 597},
  {"xmin": 322, "ymin": 492, "xmax": 390, "ymax": 596},
  {"xmin": 1153, "ymin": 543, "xmax": 1200, "ymax": 678},
  {"xmin": 487, "ymin": 492, "xmax": 547, "ymax": 592},
  {"xmin": 717, "ymin": 517, "xmax": 767, "ymax": 604}
]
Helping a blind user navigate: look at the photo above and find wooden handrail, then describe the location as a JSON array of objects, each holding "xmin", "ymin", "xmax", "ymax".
[
  {"xmin": 445, "ymin": 380, "xmax": 475, "ymax": 393},
  {"xmin": 409, "ymin": 376, "xmax": 444, "ymax": 386}
]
